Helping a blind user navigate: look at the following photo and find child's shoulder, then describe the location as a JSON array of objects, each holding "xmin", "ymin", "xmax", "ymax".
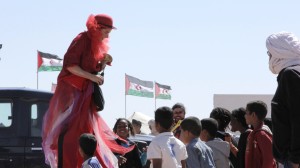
[{"xmin": 253, "ymin": 127, "xmax": 272, "ymax": 140}]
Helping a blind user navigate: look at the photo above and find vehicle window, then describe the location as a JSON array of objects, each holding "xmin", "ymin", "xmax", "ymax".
[
  {"xmin": 31, "ymin": 103, "xmax": 49, "ymax": 137},
  {"xmin": 0, "ymin": 102, "xmax": 12, "ymax": 128}
]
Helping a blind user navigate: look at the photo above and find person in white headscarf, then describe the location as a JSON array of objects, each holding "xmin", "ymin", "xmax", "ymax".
[
  {"xmin": 266, "ymin": 31, "xmax": 300, "ymax": 168},
  {"xmin": 148, "ymin": 119, "xmax": 159, "ymax": 136}
]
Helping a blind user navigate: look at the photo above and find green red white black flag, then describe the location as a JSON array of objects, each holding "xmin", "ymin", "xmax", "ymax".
[
  {"xmin": 37, "ymin": 50, "xmax": 63, "ymax": 72},
  {"xmin": 155, "ymin": 82, "xmax": 171, "ymax": 100},
  {"xmin": 125, "ymin": 74, "xmax": 154, "ymax": 98}
]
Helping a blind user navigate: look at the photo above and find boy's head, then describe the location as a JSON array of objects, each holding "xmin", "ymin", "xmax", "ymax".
[
  {"xmin": 209, "ymin": 107, "xmax": 231, "ymax": 131},
  {"xmin": 79, "ymin": 133, "xmax": 97, "ymax": 158},
  {"xmin": 230, "ymin": 107, "xmax": 249, "ymax": 132},
  {"xmin": 245, "ymin": 100, "xmax": 268, "ymax": 125},
  {"xmin": 132, "ymin": 119, "xmax": 142, "ymax": 134},
  {"xmin": 200, "ymin": 118, "xmax": 218, "ymax": 142},
  {"xmin": 155, "ymin": 106, "xmax": 174, "ymax": 133},
  {"xmin": 180, "ymin": 117, "xmax": 202, "ymax": 144},
  {"xmin": 172, "ymin": 103, "xmax": 186, "ymax": 123}
]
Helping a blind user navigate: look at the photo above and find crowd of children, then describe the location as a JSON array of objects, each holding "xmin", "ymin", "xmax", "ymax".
[{"xmin": 75, "ymin": 100, "xmax": 281, "ymax": 168}]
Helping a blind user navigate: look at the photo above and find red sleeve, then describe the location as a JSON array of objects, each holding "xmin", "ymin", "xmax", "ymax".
[
  {"xmin": 60, "ymin": 33, "xmax": 88, "ymax": 91},
  {"xmin": 256, "ymin": 131, "xmax": 275, "ymax": 167},
  {"xmin": 63, "ymin": 33, "xmax": 86, "ymax": 68}
]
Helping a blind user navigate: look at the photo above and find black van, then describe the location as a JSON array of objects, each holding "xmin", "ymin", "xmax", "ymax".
[{"xmin": 0, "ymin": 88, "xmax": 52, "ymax": 168}]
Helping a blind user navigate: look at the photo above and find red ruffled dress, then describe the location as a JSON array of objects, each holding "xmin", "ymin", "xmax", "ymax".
[{"xmin": 42, "ymin": 31, "xmax": 132, "ymax": 168}]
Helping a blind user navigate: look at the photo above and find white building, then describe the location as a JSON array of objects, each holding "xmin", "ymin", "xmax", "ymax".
[{"xmin": 213, "ymin": 94, "xmax": 273, "ymax": 118}]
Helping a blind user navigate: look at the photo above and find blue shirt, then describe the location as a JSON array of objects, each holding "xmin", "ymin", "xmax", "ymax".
[{"xmin": 186, "ymin": 138, "xmax": 216, "ymax": 168}]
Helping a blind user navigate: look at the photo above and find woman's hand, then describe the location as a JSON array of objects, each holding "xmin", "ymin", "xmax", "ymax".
[{"xmin": 90, "ymin": 74, "xmax": 104, "ymax": 85}]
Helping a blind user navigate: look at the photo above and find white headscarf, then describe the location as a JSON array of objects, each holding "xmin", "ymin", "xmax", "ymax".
[{"xmin": 266, "ymin": 31, "xmax": 300, "ymax": 74}]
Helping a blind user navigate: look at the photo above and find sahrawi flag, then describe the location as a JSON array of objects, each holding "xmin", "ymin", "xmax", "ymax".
[
  {"xmin": 155, "ymin": 82, "xmax": 171, "ymax": 100},
  {"xmin": 125, "ymin": 74, "xmax": 154, "ymax": 98},
  {"xmin": 37, "ymin": 50, "xmax": 63, "ymax": 72}
]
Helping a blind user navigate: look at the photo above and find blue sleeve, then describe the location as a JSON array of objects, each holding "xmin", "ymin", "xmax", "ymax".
[{"xmin": 187, "ymin": 145, "xmax": 215, "ymax": 168}]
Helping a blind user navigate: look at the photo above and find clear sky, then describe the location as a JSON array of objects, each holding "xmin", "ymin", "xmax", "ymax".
[{"xmin": 1, "ymin": 1, "xmax": 300, "ymax": 128}]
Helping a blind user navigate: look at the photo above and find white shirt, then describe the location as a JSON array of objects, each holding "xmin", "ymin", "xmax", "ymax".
[{"xmin": 147, "ymin": 132, "xmax": 188, "ymax": 168}]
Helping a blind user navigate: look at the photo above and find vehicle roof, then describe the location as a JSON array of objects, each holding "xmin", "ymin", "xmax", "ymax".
[{"xmin": 0, "ymin": 87, "xmax": 53, "ymax": 99}]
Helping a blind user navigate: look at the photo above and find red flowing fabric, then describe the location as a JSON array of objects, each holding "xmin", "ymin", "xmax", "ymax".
[{"xmin": 42, "ymin": 14, "xmax": 134, "ymax": 168}]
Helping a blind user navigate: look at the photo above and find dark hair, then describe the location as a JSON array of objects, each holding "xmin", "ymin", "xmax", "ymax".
[
  {"xmin": 180, "ymin": 117, "xmax": 202, "ymax": 136},
  {"xmin": 201, "ymin": 118, "xmax": 218, "ymax": 138},
  {"xmin": 132, "ymin": 119, "xmax": 142, "ymax": 127},
  {"xmin": 246, "ymin": 100, "xmax": 268, "ymax": 121},
  {"xmin": 155, "ymin": 106, "xmax": 174, "ymax": 130},
  {"xmin": 172, "ymin": 103, "xmax": 186, "ymax": 114},
  {"xmin": 113, "ymin": 118, "xmax": 135, "ymax": 137},
  {"xmin": 210, "ymin": 107, "xmax": 231, "ymax": 131},
  {"xmin": 79, "ymin": 133, "xmax": 97, "ymax": 157},
  {"xmin": 231, "ymin": 107, "xmax": 248, "ymax": 128}
]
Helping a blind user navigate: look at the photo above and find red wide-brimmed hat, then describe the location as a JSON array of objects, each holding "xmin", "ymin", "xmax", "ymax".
[{"xmin": 95, "ymin": 14, "xmax": 116, "ymax": 29}]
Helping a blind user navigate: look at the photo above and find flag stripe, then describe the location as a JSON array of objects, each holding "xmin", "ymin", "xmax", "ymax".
[
  {"xmin": 126, "ymin": 74, "xmax": 153, "ymax": 88},
  {"xmin": 41, "ymin": 57, "xmax": 63, "ymax": 66},
  {"xmin": 156, "ymin": 94, "xmax": 171, "ymax": 99},
  {"xmin": 38, "ymin": 50, "xmax": 62, "ymax": 60},
  {"xmin": 127, "ymin": 89, "xmax": 154, "ymax": 98},
  {"xmin": 38, "ymin": 66, "xmax": 62, "ymax": 72},
  {"xmin": 155, "ymin": 82, "xmax": 171, "ymax": 90},
  {"xmin": 37, "ymin": 53, "xmax": 43, "ymax": 69},
  {"xmin": 125, "ymin": 76, "xmax": 130, "ymax": 95}
]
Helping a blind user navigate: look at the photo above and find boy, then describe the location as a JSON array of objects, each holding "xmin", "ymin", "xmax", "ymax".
[
  {"xmin": 180, "ymin": 116, "xmax": 215, "ymax": 168},
  {"xmin": 171, "ymin": 103, "xmax": 186, "ymax": 138},
  {"xmin": 200, "ymin": 118, "xmax": 231, "ymax": 168},
  {"xmin": 244, "ymin": 100, "xmax": 276, "ymax": 168},
  {"xmin": 132, "ymin": 119, "xmax": 145, "ymax": 134},
  {"xmin": 147, "ymin": 106, "xmax": 188, "ymax": 168},
  {"xmin": 79, "ymin": 133, "xmax": 102, "ymax": 168}
]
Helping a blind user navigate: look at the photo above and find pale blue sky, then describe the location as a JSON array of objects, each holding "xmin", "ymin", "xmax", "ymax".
[{"xmin": 1, "ymin": 1, "xmax": 300, "ymax": 127}]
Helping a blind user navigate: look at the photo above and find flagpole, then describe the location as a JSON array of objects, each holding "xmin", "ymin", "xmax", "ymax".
[
  {"xmin": 37, "ymin": 71, "xmax": 39, "ymax": 89},
  {"xmin": 155, "ymin": 97, "xmax": 156, "ymax": 111},
  {"xmin": 37, "ymin": 50, "xmax": 38, "ymax": 90},
  {"xmin": 125, "ymin": 94, "xmax": 127, "ymax": 118},
  {"xmin": 154, "ymin": 81, "xmax": 156, "ymax": 111},
  {"xmin": 125, "ymin": 73, "xmax": 127, "ymax": 118}
]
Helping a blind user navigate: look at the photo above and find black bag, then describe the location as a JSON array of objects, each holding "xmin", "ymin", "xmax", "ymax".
[{"xmin": 92, "ymin": 72, "xmax": 105, "ymax": 111}]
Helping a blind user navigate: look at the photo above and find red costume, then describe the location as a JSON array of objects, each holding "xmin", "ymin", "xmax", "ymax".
[{"xmin": 42, "ymin": 14, "xmax": 133, "ymax": 168}]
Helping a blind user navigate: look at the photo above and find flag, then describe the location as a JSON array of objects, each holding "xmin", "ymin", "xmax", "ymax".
[
  {"xmin": 155, "ymin": 82, "xmax": 171, "ymax": 100},
  {"xmin": 125, "ymin": 74, "xmax": 154, "ymax": 98},
  {"xmin": 37, "ymin": 50, "xmax": 63, "ymax": 72},
  {"xmin": 51, "ymin": 83, "xmax": 57, "ymax": 93}
]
